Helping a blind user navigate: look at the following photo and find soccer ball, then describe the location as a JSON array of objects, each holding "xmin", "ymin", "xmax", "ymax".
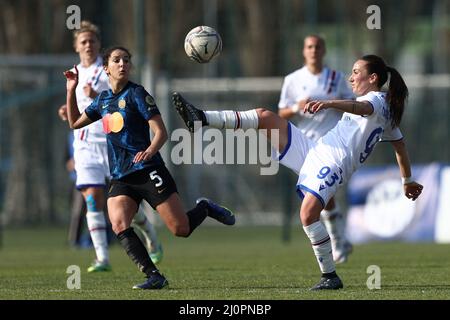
[{"xmin": 184, "ymin": 26, "xmax": 222, "ymax": 63}]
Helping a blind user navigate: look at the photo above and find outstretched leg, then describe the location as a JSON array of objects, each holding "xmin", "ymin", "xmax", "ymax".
[
  {"xmin": 155, "ymin": 193, "xmax": 235, "ymax": 238},
  {"xmin": 172, "ymin": 92, "xmax": 290, "ymax": 153}
]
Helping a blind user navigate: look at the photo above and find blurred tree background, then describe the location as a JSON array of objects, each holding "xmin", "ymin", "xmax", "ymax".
[{"xmin": 0, "ymin": 0, "xmax": 449, "ymax": 225}]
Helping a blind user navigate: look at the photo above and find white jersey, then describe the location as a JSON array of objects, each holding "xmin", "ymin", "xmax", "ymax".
[
  {"xmin": 71, "ymin": 56, "xmax": 111, "ymax": 188},
  {"xmin": 278, "ymin": 66, "xmax": 354, "ymax": 141},
  {"xmin": 74, "ymin": 56, "xmax": 109, "ymax": 144},
  {"xmin": 279, "ymin": 91, "xmax": 403, "ymax": 207},
  {"xmin": 318, "ymin": 91, "xmax": 403, "ymax": 181}
]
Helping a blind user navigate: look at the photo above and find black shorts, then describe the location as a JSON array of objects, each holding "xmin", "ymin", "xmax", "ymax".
[{"xmin": 108, "ymin": 165, "xmax": 178, "ymax": 209}]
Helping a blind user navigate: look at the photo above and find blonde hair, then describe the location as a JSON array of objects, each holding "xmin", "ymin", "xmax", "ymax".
[
  {"xmin": 303, "ymin": 34, "xmax": 326, "ymax": 49},
  {"xmin": 73, "ymin": 21, "xmax": 101, "ymax": 45}
]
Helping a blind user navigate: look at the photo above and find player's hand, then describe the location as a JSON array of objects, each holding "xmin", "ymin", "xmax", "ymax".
[
  {"xmin": 293, "ymin": 98, "xmax": 310, "ymax": 114},
  {"xmin": 83, "ymin": 83, "xmax": 98, "ymax": 99},
  {"xmin": 304, "ymin": 100, "xmax": 329, "ymax": 114},
  {"xmin": 133, "ymin": 150, "xmax": 153, "ymax": 163},
  {"xmin": 58, "ymin": 104, "xmax": 68, "ymax": 121},
  {"xmin": 404, "ymin": 181, "xmax": 423, "ymax": 201},
  {"xmin": 64, "ymin": 65, "xmax": 78, "ymax": 92}
]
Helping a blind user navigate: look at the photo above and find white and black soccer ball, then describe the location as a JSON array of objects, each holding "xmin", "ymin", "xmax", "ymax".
[{"xmin": 184, "ymin": 26, "xmax": 222, "ymax": 63}]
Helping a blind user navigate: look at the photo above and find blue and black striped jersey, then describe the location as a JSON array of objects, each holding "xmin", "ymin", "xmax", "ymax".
[{"xmin": 85, "ymin": 81, "xmax": 164, "ymax": 180}]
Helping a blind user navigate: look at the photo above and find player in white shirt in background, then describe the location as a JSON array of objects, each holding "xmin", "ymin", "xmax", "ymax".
[
  {"xmin": 278, "ymin": 35, "xmax": 354, "ymax": 264},
  {"xmin": 173, "ymin": 54, "xmax": 423, "ymax": 290},
  {"xmin": 59, "ymin": 21, "xmax": 163, "ymax": 272}
]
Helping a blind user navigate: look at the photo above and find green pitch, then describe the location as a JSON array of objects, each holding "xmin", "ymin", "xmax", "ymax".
[{"xmin": 0, "ymin": 226, "xmax": 449, "ymax": 300}]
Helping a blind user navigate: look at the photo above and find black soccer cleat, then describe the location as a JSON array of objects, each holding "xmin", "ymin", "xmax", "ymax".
[
  {"xmin": 172, "ymin": 92, "xmax": 207, "ymax": 132},
  {"xmin": 310, "ymin": 275, "xmax": 344, "ymax": 291},
  {"xmin": 132, "ymin": 270, "xmax": 169, "ymax": 290},
  {"xmin": 196, "ymin": 197, "xmax": 235, "ymax": 226}
]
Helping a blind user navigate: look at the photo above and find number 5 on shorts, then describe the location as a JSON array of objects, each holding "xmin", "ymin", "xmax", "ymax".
[{"xmin": 149, "ymin": 170, "xmax": 163, "ymax": 187}]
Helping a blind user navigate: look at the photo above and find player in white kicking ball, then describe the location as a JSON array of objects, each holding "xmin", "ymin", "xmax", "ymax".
[
  {"xmin": 278, "ymin": 35, "xmax": 354, "ymax": 264},
  {"xmin": 173, "ymin": 54, "xmax": 423, "ymax": 290}
]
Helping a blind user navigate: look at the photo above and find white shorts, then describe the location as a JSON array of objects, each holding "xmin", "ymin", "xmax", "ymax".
[
  {"xmin": 73, "ymin": 140, "xmax": 110, "ymax": 189},
  {"xmin": 277, "ymin": 122, "xmax": 314, "ymax": 174},
  {"xmin": 278, "ymin": 123, "xmax": 344, "ymax": 207}
]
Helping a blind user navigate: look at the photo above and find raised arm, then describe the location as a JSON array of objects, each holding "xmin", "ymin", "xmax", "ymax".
[
  {"xmin": 390, "ymin": 139, "xmax": 423, "ymax": 201},
  {"xmin": 133, "ymin": 114, "xmax": 168, "ymax": 163},
  {"xmin": 304, "ymin": 99, "xmax": 373, "ymax": 116},
  {"xmin": 64, "ymin": 65, "xmax": 93, "ymax": 129}
]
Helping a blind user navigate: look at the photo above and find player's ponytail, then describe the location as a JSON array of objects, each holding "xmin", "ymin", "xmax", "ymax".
[
  {"xmin": 386, "ymin": 66, "xmax": 408, "ymax": 128},
  {"xmin": 361, "ymin": 55, "xmax": 408, "ymax": 128}
]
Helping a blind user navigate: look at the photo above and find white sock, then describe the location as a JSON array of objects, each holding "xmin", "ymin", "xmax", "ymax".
[
  {"xmin": 321, "ymin": 205, "xmax": 346, "ymax": 247},
  {"xmin": 86, "ymin": 211, "xmax": 109, "ymax": 263},
  {"xmin": 205, "ymin": 109, "xmax": 259, "ymax": 130},
  {"xmin": 132, "ymin": 205, "xmax": 160, "ymax": 252},
  {"xmin": 303, "ymin": 221, "xmax": 335, "ymax": 274}
]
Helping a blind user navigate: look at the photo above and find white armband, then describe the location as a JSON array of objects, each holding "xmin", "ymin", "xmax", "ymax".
[
  {"xmin": 402, "ymin": 176, "xmax": 413, "ymax": 185},
  {"xmin": 291, "ymin": 103, "xmax": 300, "ymax": 113}
]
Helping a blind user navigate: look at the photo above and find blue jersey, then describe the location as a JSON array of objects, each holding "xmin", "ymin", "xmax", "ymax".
[{"xmin": 85, "ymin": 81, "xmax": 164, "ymax": 180}]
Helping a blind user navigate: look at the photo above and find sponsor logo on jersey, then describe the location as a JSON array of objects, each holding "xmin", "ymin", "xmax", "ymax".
[{"xmin": 102, "ymin": 112, "xmax": 124, "ymax": 134}]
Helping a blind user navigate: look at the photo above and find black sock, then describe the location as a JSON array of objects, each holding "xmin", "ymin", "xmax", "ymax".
[
  {"xmin": 186, "ymin": 201, "xmax": 208, "ymax": 236},
  {"xmin": 117, "ymin": 227, "xmax": 157, "ymax": 277},
  {"xmin": 322, "ymin": 271, "xmax": 338, "ymax": 279}
]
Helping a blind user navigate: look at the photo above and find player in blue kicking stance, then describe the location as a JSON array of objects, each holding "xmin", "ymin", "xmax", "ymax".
[
  {"xmin": 60, "ymin": 21, "xmax": 164, "ymax": 272},
  {"xmin": 64, "ymin": 46, "xmax": 235, "ymax": 290}
]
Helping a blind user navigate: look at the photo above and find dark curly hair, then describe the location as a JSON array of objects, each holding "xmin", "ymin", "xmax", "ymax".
[{"xmin": 101, "ymin": 46, "xmax": 132, "ymax": 68}]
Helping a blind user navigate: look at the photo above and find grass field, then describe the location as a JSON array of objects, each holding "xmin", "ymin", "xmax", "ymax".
[{"xmin": 0, "ymin": 225, "xmax": 449, "ymax": 300}]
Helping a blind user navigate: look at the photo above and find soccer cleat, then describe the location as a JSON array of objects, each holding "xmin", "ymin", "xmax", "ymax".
[
  {"xmin": 132, "ymin": 270, "xmax": 169, "ymax": 290},
  {"xmin": 333, "ymin": 241, "xmax": 353, "ymax": 264},
  {"xmin": 310, "ymin": 275, "xmax": 344, "ymax": 291},
  {"xmin": 87, "ymin": 260, "xmax": 112, "ymax": 273},
  {"xmin": 172, "ymin": 92, "xmax": 207, "ymax": 132},
  {"xmin": 196, "ymin": 197, "xmax": 235, "ymax": 226},
  {"xmin": 149, "ymin": 244, "xmax": 164, "ymax": 265}
]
